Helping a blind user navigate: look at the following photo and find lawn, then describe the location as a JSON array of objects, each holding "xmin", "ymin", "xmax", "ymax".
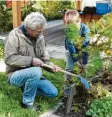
[
  {"xmin": 0, "ymin": 59, "xmax": 65, "ymax": 117},
  {"xmin": 0, "ymin": 57, "xmax": 111, "ymax": 117}
]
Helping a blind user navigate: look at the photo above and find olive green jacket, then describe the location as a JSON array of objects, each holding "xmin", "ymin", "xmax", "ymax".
[{"xmin": 4, "ymin": 27, "xmax": 49, "ymax": 78}]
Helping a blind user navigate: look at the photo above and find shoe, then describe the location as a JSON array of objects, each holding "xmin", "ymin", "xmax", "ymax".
[
  {"xmin": 27, "ymin": 105, "xmax": 40, "ymax": 112},
  {"xmin": 20, "ymin": 102, "xmax": 41, "ymax": 112}
]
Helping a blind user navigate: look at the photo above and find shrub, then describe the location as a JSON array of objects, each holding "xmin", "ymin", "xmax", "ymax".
[
  {"xmin": 86, "ymin": 97, "xmax": 112, "ymax": 117},
  {"xmin": 0, "ymin": 1, "xmax": 12, "ymax": 33},
  {"xmin": 21, "ymin": 1, "xmax": 37, "ymax": 21},
  {"xmin": 22, "ymin": 1, "xmax": 75, "ymax": 21}
]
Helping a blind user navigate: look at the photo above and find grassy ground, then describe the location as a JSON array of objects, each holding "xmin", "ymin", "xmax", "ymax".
[
  {"xmin": 0, "ymin": 59, "xmax": 65, "ymax": 117},
  {"xmin": 0, "ymin": 56, "xmax": 111, "ymax": 117}
]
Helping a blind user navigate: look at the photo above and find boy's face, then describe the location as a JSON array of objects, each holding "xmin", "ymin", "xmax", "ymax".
[{"xmin": 70, "ymin": 16, "xmax": 81, "ymax": 30}]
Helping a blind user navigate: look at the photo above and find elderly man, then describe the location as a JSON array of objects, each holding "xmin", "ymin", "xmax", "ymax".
[{"xmin": 4, "ymin": 12, "xmax": 61, "ymax": 111}]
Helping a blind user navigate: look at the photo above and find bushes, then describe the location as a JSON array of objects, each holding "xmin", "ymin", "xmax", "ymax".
[
  {"xmin": 21, "ymin": 1, "xmax": 37, "ymax": 21},
  {"xmin": 22, "ymin": 1, "xmax": 75, "ymax": 21},
  {"xmin": 0, "ymin": 1, "xmax": 13, "ymax": 33},
  {"xmin": 86, "ymin": 97, "xmax": 112, "ymax": 117},
  {"xmin": 41, "ymin": 1, "xmax": 75, "ymax": 21},
  {"xmin": 0, "ymin": 1, "xmax": 75, "ymax": 32}
]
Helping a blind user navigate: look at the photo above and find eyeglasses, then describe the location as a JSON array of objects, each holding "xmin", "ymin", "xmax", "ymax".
[
  {"xmin": 27, "ymin": 26, "xmax": 43, "ymax": 37},
  {"xmin": 32, "ymin": 29, "xmax": 43, "ymax": 35}
]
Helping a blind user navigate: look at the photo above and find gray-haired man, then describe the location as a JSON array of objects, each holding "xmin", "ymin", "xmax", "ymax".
[{"xmin": 4, "ymin": 12, "xmax": 61, "ymax": 111}]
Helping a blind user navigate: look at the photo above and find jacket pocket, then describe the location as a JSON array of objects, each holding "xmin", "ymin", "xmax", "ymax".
[{"xmin": 18, "ymin": 46, "xmax": 27, "ymax": 56}]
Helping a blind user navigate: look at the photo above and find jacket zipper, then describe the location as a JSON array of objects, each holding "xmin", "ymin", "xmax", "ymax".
[{"xmin": 33, "ymin": 44, "xmax": 36, "ymax": 57}]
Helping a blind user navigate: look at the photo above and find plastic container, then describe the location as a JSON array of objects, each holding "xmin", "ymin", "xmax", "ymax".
[{"xmin": 96, "ymin": 2, "xmax": 111, "ymax": 15}]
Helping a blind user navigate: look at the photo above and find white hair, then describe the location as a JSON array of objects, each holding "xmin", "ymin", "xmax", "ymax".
[{"xmin": 24, "ymin": 12, "xmax": 47, "ymax": 30}]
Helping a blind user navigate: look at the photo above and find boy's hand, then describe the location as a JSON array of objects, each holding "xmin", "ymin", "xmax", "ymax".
[{"xmin": 76, "ymin": 61, "xmax": 84, "ymax": 70}]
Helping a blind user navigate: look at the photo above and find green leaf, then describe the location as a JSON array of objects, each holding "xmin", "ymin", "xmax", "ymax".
[{"xmin": 86, "ymin": 110, "xmax": 93, "ymax": 115}]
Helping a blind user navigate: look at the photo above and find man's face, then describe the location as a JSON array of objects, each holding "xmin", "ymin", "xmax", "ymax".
[{"xmin": 27, "ymin": 24, "xmax": 43, "ymax": 38}]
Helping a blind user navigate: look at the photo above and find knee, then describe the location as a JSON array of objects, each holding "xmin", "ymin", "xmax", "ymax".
[
  {"xmin": 31, "ymin": 67, "xmax": 42, "ymax": 78},
  {"xmin": 50, "ymin": 88, "xmax": 58, "ymax": 98}
]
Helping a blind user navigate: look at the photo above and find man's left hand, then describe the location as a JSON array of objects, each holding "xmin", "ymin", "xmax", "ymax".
[{"xmin": 50, "ymin": 63, "xmax": 61, "ymax": 72}]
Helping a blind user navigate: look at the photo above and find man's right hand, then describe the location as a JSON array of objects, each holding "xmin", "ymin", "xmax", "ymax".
[{"xmin": 32, "ymin": 58, "xmax": 44, "ymax": 66}]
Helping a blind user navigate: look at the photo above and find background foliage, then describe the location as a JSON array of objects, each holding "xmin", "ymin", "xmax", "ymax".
[
  {"xmin": 22, "ymin": 1, "xmax": 75, "ymax": 21},
  {"xmin": 0, "ymin": 1, "xmax": 12, "ymax": 33},
  {"xmin": 0, "ymin": 1, "xmax": 75, "ymax": 58},
  {"xmin": 0, "ymin": 1, "xmax": 75, "ymax": 32}
]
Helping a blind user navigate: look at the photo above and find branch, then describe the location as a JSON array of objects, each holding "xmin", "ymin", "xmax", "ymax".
[{"xmin": 89, "ymin": 56, "xmax": 112, "ymax": 63}]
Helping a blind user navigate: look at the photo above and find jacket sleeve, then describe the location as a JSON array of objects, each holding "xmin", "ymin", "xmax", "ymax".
[
  {"xmin": 65, "ymin": 39, "xmax": 78, "ymax": 62},
  {"xmin": 4, "ymin": 32, "xmax": 32, "ymax": 67},
  {"xmin": 82, "ymin": 25, "xmax": 90, "ymax": 48},
  {"xmin": 40, "ymin": 35, "xmax": 50, "ymax": 62}
]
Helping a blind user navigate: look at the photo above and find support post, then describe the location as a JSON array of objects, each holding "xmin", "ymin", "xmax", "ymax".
[
  {"xmin": 76, "ymin": 0, "xmax": 82, "ymax": 11},
  {"xmin": 12, "ymin": 1, "xmax": 21, "ymax": 28}
]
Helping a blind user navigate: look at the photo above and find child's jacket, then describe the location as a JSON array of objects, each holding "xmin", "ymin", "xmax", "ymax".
[{"xmin": 65, "ymin": 23, "xmax": 90, "ymax": 64}]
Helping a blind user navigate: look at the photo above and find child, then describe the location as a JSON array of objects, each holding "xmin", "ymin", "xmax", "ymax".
[{"xmin": 64, "ymin": 10, "xmax": 90, "ymax": 96}]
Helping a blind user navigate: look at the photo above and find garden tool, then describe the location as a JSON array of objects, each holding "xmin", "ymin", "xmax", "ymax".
[
  {"xmin": 64, "ymin": 69, "xmax": 75, "ymax": 97},
  {"xmin": 42, "ymin": 64, "xmax": 90, "ymax": 90},
  {"xmin": 64, "ymin": 73, "xmax": 73, "ymax": 97},
  {"xmin": 66, "ymin": 83, "xmax": 76, "ymax": 115}
]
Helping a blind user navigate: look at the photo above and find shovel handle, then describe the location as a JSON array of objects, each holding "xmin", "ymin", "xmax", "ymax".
[
  {"xmin": 43, "ymin": 64, "xmax": 90, "ymax": 90},
  {"xmin": 43, "ymin": 64, "xmax": 77, "ymax": 77}
]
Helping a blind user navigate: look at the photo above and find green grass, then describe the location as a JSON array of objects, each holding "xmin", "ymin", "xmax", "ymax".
[
  {"xmin": 0, "ymin": 59, "xmax": 65, "ymax": 117},
  {"xmin": 0, "ymin": 56, "xmax": 110, "ymax": 117}
]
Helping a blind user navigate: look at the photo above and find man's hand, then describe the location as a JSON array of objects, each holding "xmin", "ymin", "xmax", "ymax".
[
  {"xmin": 50, "ymin": 62, "xmax": 61, "ymax": 72},
  {"xmin": 32, "ymin": 58, "xmax": 44, "ymax": 66}
]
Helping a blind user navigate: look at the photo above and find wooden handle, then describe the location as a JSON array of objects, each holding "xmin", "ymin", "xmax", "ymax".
[{"xmin": 43, "ymin": 64, "xmax": 77, "ymax": 77}]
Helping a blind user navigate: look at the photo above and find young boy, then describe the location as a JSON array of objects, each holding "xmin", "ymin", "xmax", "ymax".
[{"xmin": 64, "ymin": 10, "xmax": 90, "ymax": 96}]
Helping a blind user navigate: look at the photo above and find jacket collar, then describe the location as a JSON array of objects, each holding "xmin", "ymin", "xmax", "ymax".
[{"xmin": 15, "ymin": 25, "xmax": 43, "ymax": 45}]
